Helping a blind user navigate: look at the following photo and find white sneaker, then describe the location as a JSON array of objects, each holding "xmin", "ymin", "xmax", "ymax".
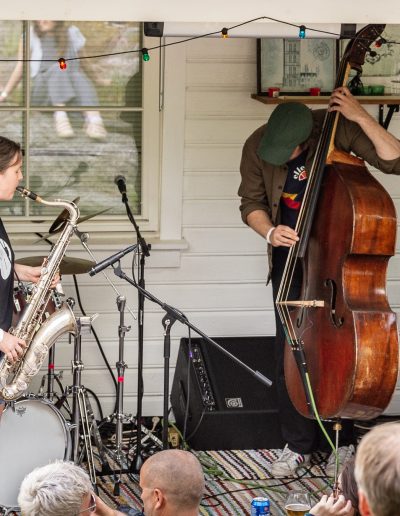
[
  {"xmin": 325, "ymin": 444, "xmax": 355, "ymax": 477},
  {"xmin": 271, "ymin": 444, "xmax": 311, "ymax": 477}
]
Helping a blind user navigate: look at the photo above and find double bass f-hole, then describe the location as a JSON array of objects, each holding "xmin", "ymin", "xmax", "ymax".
[
  {"xmin": 325, "ymin": 278, "xmax": 344, "ymax": 328},
  {"xmin": 296, "ymin": 307, "xmax": 305, "ymax": 328}
]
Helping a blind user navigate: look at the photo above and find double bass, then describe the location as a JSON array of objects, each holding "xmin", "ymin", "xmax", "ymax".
[{"xmin": 277, "ymin": 24, "xmax": 399, "ymax": 421}]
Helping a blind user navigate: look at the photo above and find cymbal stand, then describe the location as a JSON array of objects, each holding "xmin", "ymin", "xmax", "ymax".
[
  {"xmin": 75, "ymin": 229, "xmax": 137, "ymax": 322},
  {"xmin": 107, "ymin": 294, "xmax": 132, "ymax": 496},
  {"xmin": 38, "ymin": 346, "xmax": 67, "ymax": 412},
  {"xmin": 56, "ymin": 308, "xmax": 110, "ymax": 486}
]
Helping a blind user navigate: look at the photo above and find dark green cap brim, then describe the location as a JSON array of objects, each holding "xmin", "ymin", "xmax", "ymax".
[{"xmin": 257, "ymin": 103, "xmax": 313, "ymax": 165}]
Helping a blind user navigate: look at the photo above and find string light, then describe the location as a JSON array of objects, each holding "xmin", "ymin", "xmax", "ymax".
[
  {"xmin": 58, "ymin": 57, "xmax": 67, "ymax": 70},
  {"xmin": 0, "ymin": 17, "xmax": 395, "ymax": 68},
  {"xmin": 141, "ymin": 48, "xmax": 150, "ymax": 62},
  {"xmin": 375, "ymin": 37, "xmax": 387, "ymax": 48}
]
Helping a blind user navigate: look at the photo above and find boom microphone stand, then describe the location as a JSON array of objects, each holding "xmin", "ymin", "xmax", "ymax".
[
  {"xmin": 115, "ymin": 176, "xmax": 150, "ymax": 473},
  {"xmin": 112, "ymin": 264, "xmax": 273, "ymax": 450}
]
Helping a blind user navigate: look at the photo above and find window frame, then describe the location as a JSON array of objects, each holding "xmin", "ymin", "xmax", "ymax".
[{"xmin": 1, "ymin": 24, "xmax": 161, "ymax": 240}]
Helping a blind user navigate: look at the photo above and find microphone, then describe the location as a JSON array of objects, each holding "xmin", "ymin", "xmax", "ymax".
[
  {"xmin": 114, "ymin": 175, "xmax": 127, "ymax": 200},
  {"xmin": 89, "ymin": 244, "xmax": 137, "ymax": 277}
]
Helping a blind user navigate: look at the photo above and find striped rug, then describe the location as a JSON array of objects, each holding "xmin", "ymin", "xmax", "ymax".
[{"xmin": 99, "ymin": 449, "xmax": 333, "ymax": 515}]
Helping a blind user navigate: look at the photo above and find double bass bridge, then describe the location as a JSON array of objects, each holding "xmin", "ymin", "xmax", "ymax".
[{"xmin": 276, "ymin": 300, "xmax": 324, "ymax": 308}]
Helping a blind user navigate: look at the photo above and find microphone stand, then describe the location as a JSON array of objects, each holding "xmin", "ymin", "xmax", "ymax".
[
  {"xmin": 119, "ymin": 188, "xmax": 150, "ymax": 473},
  {"xmin": 112, "ymin": 264, "xmax": 273, "ymax": 450}
]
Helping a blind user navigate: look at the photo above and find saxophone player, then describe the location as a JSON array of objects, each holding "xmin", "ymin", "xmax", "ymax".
[{"xmin": 0, "ymin": 136, "xmax": 57, "ymax": 413}]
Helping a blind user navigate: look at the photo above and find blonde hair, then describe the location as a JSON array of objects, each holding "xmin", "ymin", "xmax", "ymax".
[{"xmin": 354, "ymin": 422, "xmax": 400, "ymax": 516}]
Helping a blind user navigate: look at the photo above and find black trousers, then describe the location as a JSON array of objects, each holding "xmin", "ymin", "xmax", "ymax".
[{"xmin": 271, "ymin": 247, "xmax": 355, "ymax": 455}]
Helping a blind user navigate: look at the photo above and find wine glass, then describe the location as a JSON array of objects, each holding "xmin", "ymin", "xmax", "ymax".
[{"xmin": 284, "ymin": 491, "xmax": 312, "ymax": 516}]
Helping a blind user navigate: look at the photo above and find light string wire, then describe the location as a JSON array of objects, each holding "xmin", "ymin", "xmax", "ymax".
[{"xmin": 0, "ymin": 16, "xmax": 395, "ymax": 65}]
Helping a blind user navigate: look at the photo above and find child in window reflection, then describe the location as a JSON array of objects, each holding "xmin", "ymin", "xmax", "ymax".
[{"xmin": 0, "ymin": 21, "xmax": 107, "ymax": 140}]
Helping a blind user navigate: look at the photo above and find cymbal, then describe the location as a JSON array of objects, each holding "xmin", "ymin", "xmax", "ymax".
[
  {"xmin": 15, "ymin": 256, "xmax": 95, "ymax": 275},
  {"xmin": 49, "ymin": 197, "xmax": 80, "ymax": 234},
  {"xmin": 49, "ymin": 207, "xmax": 111, "ymax": 235}
]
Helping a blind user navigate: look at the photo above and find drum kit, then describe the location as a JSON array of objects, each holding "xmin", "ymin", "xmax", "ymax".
[
  {"xmin": 0, "ymin": 204, "xmax": 156, "ymax": 513},
  {"xmin": 0, "ymin": 256, "xmax": 100, "ymax": 512}
]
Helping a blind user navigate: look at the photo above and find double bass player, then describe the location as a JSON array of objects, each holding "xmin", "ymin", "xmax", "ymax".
[{"xmin": 238, "ymin": 86, "xmax": 400, "ymax": 477}]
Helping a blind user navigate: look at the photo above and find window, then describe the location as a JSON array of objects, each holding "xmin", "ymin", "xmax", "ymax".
[{"xmin": 0, "ymin": 21, "xmax": 160, "ymax": 235}]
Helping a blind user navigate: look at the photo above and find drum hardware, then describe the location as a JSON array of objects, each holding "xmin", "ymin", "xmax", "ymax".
[
  {"xmin": 49, "ymin": 307, "xmax": 110, "ymax": 487},
  {"xmin": 69, "ymin": 313, "xmax": 109, "ymax": 484},
  {"xmin": 105, "ymin": 295, "xmax": 131, "ymax": 496},
  {"xmin": 75, "ymin": 228, "xmax": 137, "ymax": 322}
]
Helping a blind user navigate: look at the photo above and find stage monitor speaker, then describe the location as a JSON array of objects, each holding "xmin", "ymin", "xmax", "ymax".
[{"xmin": 170, "ymin": 336, "xmax": 283, "ymax": 450}]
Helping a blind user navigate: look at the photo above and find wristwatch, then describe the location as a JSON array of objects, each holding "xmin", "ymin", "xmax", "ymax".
[{"xmin": 0, "ymin": 328, "xmax": 4, "ymax": 343}]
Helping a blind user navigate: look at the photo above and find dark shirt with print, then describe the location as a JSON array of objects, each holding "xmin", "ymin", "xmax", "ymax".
[
  {"xmin": 0, "ymin": 218, "xmax": 14, "ymax": 331},
  {"xmin": 280, "ymin": 149, "xmax": 308, "ymax": 229}
]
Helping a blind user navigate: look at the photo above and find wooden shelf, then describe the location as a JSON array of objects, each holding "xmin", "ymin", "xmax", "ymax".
[{"xmin": 251, "ymin": 94, "xmax": 400, "ymax": 105}]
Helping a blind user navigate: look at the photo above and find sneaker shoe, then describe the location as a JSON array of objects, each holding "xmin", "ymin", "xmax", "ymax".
[
  {"xmin": 54, "ymin": 111, "xmax": 74, "ymax": 138},
  {"xmin": 271, "ymin": 444, "xmax": 311, "ymax": 477},
  {"xmin": 85, "ymin": 120, "xmax": 107, "ymax": 140},
  {"xmin": 325, "ymin": 444, "xmax": 355, "ymax": 477}
]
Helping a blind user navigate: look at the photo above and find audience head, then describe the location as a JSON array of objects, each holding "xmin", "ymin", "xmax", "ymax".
[
  {"xmin": 339, "ymin": 457, "xmax": 360, "ymax": 516},
  {"xmin": 139, "ymin": 449, "xmax": 204, "ymax": 515},
  {"xmin": 18, "ymin": 461, "xmax": 94, "ymax": 516},
  {"xmin": 355, "ymin": 422, "xmax": 400, "ymax": 516}
]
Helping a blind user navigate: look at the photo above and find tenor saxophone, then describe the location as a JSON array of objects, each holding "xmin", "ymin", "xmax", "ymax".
[{"xmin": 0, "ymin": 187, "xmax": 79, "ymax": 401}]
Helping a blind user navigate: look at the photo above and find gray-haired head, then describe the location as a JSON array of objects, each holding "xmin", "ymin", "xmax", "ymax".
[{"xmin": 18, "ymin": 460, "xmax": 92, "ymax": 516}]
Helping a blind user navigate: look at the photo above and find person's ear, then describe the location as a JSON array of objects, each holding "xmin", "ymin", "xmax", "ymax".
[
  {"xmin": 153, "ymin": 488, "xmax": 165, "ymax": 510},
  {"xmin": 358, "ymin": 490, "xmax": 372, "ymax": 516}
]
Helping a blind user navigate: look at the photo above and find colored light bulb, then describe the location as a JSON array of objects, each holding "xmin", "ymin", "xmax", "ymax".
[
  {"xmin": 141, "ymin": 48, "xmax": 150, "ymax": 62},
  {"xmin": 58, "ymin": 57, "xmax": 67, "ymax": 70}
]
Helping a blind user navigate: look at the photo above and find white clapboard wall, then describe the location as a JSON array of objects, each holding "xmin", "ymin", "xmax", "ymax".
[{"xmin": 16, "ymin": 36, "xmax": 400, "ymax": 417}]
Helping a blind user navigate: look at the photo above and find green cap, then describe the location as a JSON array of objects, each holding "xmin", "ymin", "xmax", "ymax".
[{"xmin": 257, "ymin": 103, "xmax": 313, "ymax": 165}]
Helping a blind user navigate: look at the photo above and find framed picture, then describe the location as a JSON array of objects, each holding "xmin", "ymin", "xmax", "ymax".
[{"xmin": 257, "ymin": 38, "xmax": 338, "ymax": 95}]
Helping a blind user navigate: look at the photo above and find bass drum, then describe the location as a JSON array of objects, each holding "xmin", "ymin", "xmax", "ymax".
[{"xmin": 0, "ymin": 397, "xmax": 71, "ymax": 509}]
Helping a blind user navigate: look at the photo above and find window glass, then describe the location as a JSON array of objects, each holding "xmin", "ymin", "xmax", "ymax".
[{"xmin": 0, "ymin": 20, "xmax": 142, "ymax": 219}]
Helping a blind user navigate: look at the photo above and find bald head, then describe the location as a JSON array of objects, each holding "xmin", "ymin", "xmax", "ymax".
[{"xmin": 140, "ymin": 450, "xmax": 204, "ymax": 512}]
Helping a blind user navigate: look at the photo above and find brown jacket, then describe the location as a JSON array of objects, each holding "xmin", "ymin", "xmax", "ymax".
[{"xmin": 238, "ymin": 109, "xmax": 400, "ymax": 274}]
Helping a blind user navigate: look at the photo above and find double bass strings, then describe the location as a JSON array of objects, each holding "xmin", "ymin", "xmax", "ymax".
[{"xmin": 274, "ymin": 53, "xmax": 350, "ymax": 437}]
